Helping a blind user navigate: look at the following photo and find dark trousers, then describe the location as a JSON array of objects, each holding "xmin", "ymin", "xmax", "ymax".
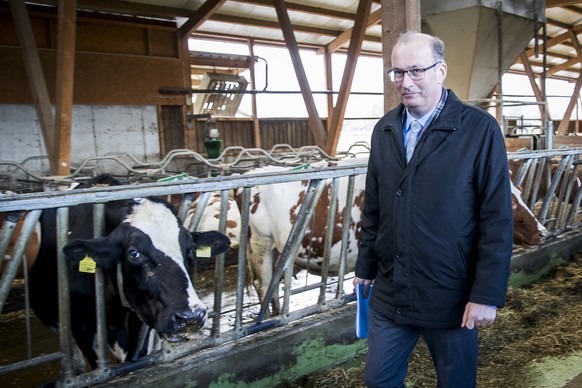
[{"xmin": 364, "ymin": 307, "xmax": 478, "ymax": 388}]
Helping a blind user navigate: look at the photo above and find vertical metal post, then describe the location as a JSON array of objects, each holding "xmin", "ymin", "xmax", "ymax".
[
  {"xmin": 211, "ymin": 189, "xmax": 229, "ymax": 337},
  {"xmin": 187, "ymin": 191, "xmax": 212, "ymax": 232},
  {"xmin": 336, "ymin": 175, "xmax": 355, "ymax": 299},
  {"xmin": 234, "ymin": 187, "xmax": 250, "ymax": 337},
  {"xmin": 496, "ymin": 0, "xmax": 504, "ymax": 127},
  {"xmin": 177, "ymin": 192, "xmax": 194, "ymax": 222},
  {"xmin": 318, "ymin": 178, "xmax": 339, "ymax": 305},
  {"xmin": 93, "ymin": 203, "xmax": 110, "ymax": 372},
  {"xmin": 542, "ymin": 22, "xmax": 552, "ymax": 149},
  {"xmin": 57, "ymin": 206, "xmax": 74, "ymax": 381},
  {"xmin": 0, "ymin": 212, "xmax": 20, "ymax": 262}
]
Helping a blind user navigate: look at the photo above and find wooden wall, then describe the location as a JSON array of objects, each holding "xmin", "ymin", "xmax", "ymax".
[
  {"xmin": 188, "ymin": 118, "xmax": 322, "ymax": 155},
  {"xmin": 0, "ymin": 4, "xmax": 187, "ymax": 106}
]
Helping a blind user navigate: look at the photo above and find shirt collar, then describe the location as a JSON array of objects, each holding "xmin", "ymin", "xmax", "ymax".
[{"xmin": 403, "ymin": 87, "xmax": 448, "ymax": 131}]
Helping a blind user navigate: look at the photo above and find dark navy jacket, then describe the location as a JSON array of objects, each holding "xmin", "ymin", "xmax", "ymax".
[{"xmin": 355, "ymin": 90, "xmax": 513, "ymax": 328}]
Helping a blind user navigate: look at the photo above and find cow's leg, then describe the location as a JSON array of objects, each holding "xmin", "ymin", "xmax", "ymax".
[{"xmin": 247, "ymin": 233, "xmax": 280, "ymax": 316}]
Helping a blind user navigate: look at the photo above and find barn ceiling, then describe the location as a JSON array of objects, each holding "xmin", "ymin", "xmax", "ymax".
[{"xmin": 26, "ymin": 0, "xmax": 582, "ymax": 83}]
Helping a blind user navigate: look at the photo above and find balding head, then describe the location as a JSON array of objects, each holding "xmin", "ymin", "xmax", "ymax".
[{"xmin": 394, "ymin": 32, "xmax": 445, "ymax": 64}]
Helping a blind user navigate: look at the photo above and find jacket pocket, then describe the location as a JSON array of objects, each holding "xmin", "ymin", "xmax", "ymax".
[{"xmin": 454, "ymin": 240, "xmax": 470, "ymax": 276}]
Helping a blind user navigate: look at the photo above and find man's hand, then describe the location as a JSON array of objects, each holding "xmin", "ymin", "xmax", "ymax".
[
  {"xmin": 353, "ymin": 277, "xmax": 373, "ymax": 298},
  {"xmin": 461, "ymin": 302, "xmax": 497, "ymax": 329}
]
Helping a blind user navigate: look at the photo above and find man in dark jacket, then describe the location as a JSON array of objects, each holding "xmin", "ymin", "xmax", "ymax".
[{"xmin": 353, "ymin": 32, "xmax": 513, "ymax": 387}]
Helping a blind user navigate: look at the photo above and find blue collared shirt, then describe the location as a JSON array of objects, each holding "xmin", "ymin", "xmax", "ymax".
[{"xmin": 403, "ymin": 87, "xmax": 448, "ymax": 146}]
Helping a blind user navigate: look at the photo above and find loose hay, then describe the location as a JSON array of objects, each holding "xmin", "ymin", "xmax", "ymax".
[{"xmin": 284, "ymin": 253, "xmax": 582, "ymax": 388}]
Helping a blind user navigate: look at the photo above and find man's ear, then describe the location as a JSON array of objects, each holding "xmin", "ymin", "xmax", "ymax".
[{"xmin": 437, "ymin": 62, "xmax": 447, "ymax": 84}]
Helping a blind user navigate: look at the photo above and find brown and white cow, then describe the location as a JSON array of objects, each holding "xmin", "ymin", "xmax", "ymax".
[
  {"xmin": 509, "ymin": 159, "xmax": 582, "ymax": 204},
  {"xmin": 183, "ymin": 192, "xmax": 241, "ymax": 253},
  {"xmin": 242, "ymin": 157, "xmax": 547, "ymax": 315},
  {"xmin": 511, "ymin": 184, "xmax": 548, "ymax": 247}
]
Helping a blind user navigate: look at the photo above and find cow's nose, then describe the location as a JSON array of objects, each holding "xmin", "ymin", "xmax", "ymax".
[{"xmin": 176, "ymin": 308, "xmax": 207, "ymax": 330}]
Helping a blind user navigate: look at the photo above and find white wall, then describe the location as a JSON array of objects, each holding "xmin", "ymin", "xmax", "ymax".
[{"xmin": 0, "ymin": 104, "xmax": 160, "ymax": 176}]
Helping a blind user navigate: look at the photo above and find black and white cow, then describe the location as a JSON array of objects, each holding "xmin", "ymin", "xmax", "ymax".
[{"xmin": 29, "ymin": 175, "xmax": 230, "ymax": 369}]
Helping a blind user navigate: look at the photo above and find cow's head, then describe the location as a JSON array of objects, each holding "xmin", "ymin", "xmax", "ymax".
[
  {"xmin": 511, "ymin": 184, "xmax": 548, "ymax": 248},
  {"xmin": 63, "ymin": 197, "xmax": 230, "ymax": 340}
]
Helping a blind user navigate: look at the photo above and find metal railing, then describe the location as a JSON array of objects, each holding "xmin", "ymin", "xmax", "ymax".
[
  {"xmin": 1, "ymin": 148, "xmax": 582, "ymax": 386},
  {"xmin": 0, "ymin": 161, "xmax": 365, "ymax": 387}
]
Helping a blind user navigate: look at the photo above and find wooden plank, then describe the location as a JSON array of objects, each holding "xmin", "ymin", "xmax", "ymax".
[
  {"xmin": 554, "ymin": 135, "xmax": 582, "ymax": 148},
  {"xmin": 505, "ymin": 137, "xmax": 534, "ymax": 152},
  {"xmin": 54, "ymin": 0, "xmax": 76, "ymax": 176}
]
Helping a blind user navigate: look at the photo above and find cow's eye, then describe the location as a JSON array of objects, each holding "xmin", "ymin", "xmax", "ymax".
[{"xmin": 127, "ymin": 249, "xmax": 141, "ymax": 262}]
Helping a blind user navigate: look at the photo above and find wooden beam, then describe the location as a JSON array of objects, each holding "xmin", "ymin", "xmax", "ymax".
[
  {"xmin": 557, "ymin": 28, "xmax": 582, "ymax": 134},
  {"xmin": 54, "ymin": 0, "xmax": 77, "ymax": 176},
  {"xmin": 556, "ymin": 75, "xmax": 582, "ymax": 135},
  {"xmin": 325, "ymin": 0, "xmax": 373, "ymax": 155},
  {"xmin": 546, "ymin": 57, "xmax": 579, "ymax": 76},
  {"xmin": 179, "ymin": 0, "xmax": 226, "ymax": 39},
  {"xmin": 524, "ymin": 31, "xmax": 571, "ymax": 58},
  {"xmin": 520, "ymin": 52, "xmax": 549, "ymax": 121},
  {"xmin": 9, "ymin": 0, "xmax": 56, "ymax": 162},
  {"xmin": 570, "ymin": 28, "xmax": 582, "ymax": 60},
  {"xmin": 406, "ymin": 0, "xmax": 421, "ymax": 31},
  {"xmin": 546, "ymin": 0, "xmax": 582, "ymax": 7},
  {"xmin": 547, "ymin": 17, "xmax": 575, "ymax": 30},
  {"xmin": 317, "ymin": 9, "xmax": 380, "ymax": 55},
  {"xmin": 381, "ymin": 0, "xmax": 411, "ymax": 112},
  {"xmin": 565, "ymin": 5, "xmax": 582, "ymax": 16},
  {"xmin": 272, "ymin": 0, "xmax": 327, "ymax": 148}
]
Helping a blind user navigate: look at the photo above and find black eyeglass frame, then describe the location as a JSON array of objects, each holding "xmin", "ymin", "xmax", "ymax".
[{"xmin": 387, "ymin": 62, "xmax": 441, "ymax": 82}]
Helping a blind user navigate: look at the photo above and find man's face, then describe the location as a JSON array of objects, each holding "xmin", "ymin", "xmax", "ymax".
[{"xmin": 391, "ymin": 39, "xmax": 447, "ymax": 118}]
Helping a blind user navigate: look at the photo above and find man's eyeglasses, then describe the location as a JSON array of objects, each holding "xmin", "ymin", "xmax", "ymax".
[{"xmin": 387, "ymin": 62, "xmax": 441, "ymax": 82}]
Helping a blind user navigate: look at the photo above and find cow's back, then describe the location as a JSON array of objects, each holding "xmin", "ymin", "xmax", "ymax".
[{"xmin": 245, "ymin": 159, "xmax": 367, "ymax": 270}]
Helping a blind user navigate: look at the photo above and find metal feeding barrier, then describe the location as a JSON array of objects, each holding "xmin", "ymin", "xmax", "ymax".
[
  {"xmin": 0, "ymin": 144, "xmax": 336, "ymax": 192},
  {"xmin": 1, "ymin": 148, "xmax": 582, "ymax": 386}
]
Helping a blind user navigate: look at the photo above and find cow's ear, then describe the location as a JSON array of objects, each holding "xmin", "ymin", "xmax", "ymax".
[
  {"xmin": 190, "ymin": 231, "xmax": 230, "ymax": 258},
  {"xmin": 63, "ymin": 236, "xmax": 123, "ymax": 270}
]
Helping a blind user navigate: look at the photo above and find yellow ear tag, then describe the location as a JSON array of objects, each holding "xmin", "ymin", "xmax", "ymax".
[
  {"xmin": 79, "ymin": 256, "xmax": 97, "ymax": 273},
  {"xmin": 196, "ymin": 246, "xmax": 212, "ymax": 258}
]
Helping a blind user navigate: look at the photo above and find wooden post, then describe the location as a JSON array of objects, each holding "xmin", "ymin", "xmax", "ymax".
[{"xmin": 54, "ymin": 0, "xmax": 77, "ymax": 176}]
